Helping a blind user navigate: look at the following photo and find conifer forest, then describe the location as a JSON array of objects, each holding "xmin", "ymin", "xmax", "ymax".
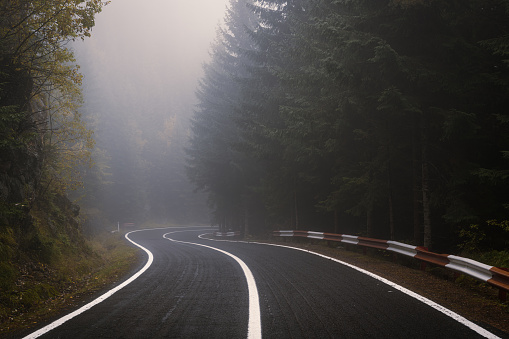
[
  {"xmin": 187, "ymin": 0, "xmax": 509, "ymax": 252},
  {"xmin": 1, "ymin": 2, "xmax": 509, "ymax": 315}
]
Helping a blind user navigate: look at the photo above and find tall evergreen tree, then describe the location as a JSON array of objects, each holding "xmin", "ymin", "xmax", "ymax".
[
  {"xmin": 188, "ymin": 0, "xmax": 509, "ymax": 250},
  {"xmin": 186, "ymin": 0, "xmax": 262, "ymax": 232}
]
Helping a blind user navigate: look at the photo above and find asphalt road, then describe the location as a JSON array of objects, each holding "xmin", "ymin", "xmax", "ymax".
[{"xmin": 21, "ymin": 226, "xmax": 502, "ymax": 339}]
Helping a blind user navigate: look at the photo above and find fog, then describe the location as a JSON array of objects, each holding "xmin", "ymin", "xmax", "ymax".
[
  {"xmin": 73, "ymin": 0, "xmax": 230, "ymax": 227},
  {"xmin": 80, "ymin": 0, "xmax": 229, "ymax": 94}
]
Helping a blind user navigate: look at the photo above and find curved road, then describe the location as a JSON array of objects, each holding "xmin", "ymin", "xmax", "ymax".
[{"xmin": 22, "ymin": 226, "xmax": 503, "ymax": 338}]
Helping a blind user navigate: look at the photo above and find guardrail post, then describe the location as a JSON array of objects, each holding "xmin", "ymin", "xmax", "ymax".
[
  {"xmin": 273, "ymin": 229, "xmax": 509, "ymax": 302},
  {"xmin": 497, "ymin": 267, "xmax": 508, "ymax": 302},
  {"xmin": 416, "ymin": 246, "xmax": 428, "ymax": 271},
  {"xmin": 499, "ymin": 289, "xmax": 507, "ymax": 302}
]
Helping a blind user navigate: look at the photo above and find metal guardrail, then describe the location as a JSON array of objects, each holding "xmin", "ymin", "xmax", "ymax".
[
  {"xmin": 272, "ymin": 230, "xmax": 509, "ymax": 301},
  {"xmin": 214, "ymin": 231, "xmax": 241, "ymax": 237}
]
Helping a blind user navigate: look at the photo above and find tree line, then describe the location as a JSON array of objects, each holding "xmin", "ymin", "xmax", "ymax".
[
  {"xmin": 0, "ymin": 0, "xmax": 106, "ymax": 271},
  {"xmin": 0, "ymin": 0, "xmax": 105, "ymax": 210},
  {"xmin": 187, "ymin": 0, "xmax": 509, "ymax": 251}
]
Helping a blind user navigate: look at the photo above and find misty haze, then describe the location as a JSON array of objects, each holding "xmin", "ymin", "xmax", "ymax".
[
  {"xmin": 72, "ymin": 0, "xmax": 231, "ymax": 229},
  {"xmin": 1, "ymin": 0, "xmax": 509, "ymax": 337}
]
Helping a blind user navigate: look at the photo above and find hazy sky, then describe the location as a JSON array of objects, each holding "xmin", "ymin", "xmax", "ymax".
[
  {"xmin": 97, "ymin": 0, "xmax": 228, "ymax": 61},
  {"xmin": 77, "ymin": 0, "xmax": 231, "ymax": 99}
]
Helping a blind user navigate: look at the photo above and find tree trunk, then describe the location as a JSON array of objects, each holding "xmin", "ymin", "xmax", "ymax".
[
  {"xmin": 334, "ymin": 208, "xmax": 339, "ymax": 234},
  {"xmin": 413, "ymin": 117, "xmax": 422, "ymax": 245},
  {"xmin": 388, "ymin": 160, "xmax": 395, "ymax": 241},
  {"xmin": 294, "ymin": 178, "xmax": 299, "ymax": 230},
  {"xmin": 244, "ymin": 198, "xmax": 249, "ymax": 236},
  {"xmin": 366, "ymin": 204, "xmax": 374, "ymax": 237},
  {"xmin": 388, "ymin": 191, "xmax": 395, "ymax": 240},
  {"xmin": 422, "ymin": 116, "xmax": 432, "ymax": 249}
]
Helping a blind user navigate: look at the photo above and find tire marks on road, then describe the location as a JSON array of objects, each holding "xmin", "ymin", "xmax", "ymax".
[
  {"xmin": 163, "ymin": 231, "xmax": 262, "ymax": 339},
  {"xmin": 23, "ymin": 229, "xmax": 155, "ymax": 339}
]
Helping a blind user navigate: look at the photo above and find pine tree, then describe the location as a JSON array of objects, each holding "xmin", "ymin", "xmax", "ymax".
[{"xmin": 186, "ymin": 0, "xmax": 262, "ymax": 232}]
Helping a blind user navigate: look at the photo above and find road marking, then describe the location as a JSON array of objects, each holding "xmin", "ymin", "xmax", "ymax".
[
  {"xmin": 163, "ymin": 231, "xmax": 262, "ymax": 339},
  {"xmin": 202, "ymin": 236, "xmax": 501, "ymax": 339},
  {"xmin": 22, "ymin": 229, "xmax": 157, "ymax": 339}
]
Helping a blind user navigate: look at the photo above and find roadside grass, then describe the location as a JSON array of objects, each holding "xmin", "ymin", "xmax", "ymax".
[
  {"xmin": 0, "ymin": 231, "xmax": 139, "ymax": 337},
  {"xmin": 469, "ymin": 250, "xmax": 509, "ymax": 270}
]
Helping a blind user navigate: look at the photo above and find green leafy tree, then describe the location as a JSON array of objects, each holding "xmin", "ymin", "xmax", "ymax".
[{"xmin": 0, "ymin": 0, "xmax": 105, "ymax": 209}]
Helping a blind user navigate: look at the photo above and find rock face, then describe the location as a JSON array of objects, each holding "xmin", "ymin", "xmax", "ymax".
[
  {"xmin": 0, "ymin": 67, "xmax": 44, "ymax": 224},
  {"xmin": 0, "ymin": 143, "xmax": 42, "ymax": 205}
]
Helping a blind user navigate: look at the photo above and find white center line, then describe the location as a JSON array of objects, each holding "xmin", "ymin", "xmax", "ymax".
[
  {"xmin": 23, "ymin": 229, "xmax": 155, "ymax": 339},
  {"xmin": 163, "ymin": 231, "xmax": 262, "ymax": 339}
]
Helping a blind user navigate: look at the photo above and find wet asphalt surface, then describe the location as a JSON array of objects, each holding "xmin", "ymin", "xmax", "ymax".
[{"xmin": 21, "ymin": 227, "xmax": 497, "ymax": 338}]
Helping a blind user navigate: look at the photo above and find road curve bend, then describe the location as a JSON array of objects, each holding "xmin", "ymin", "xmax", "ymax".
[{"xmin": 20, "ymin": 227, "xmax": 504, "ymax": 339}]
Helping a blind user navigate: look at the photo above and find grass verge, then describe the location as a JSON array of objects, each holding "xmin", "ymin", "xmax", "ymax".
[{"xmin": 0, "ymin": 231, "xmax": 139, "ymax": 337}]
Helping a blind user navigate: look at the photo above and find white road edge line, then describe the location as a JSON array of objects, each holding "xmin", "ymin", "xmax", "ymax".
[
  {"xmin": 163, "ymin": 231, "xmax": 262, "ymax": 339},
  {"xmin": 202, "ymin": 236, "xmax": 501, "ymax": 339},
  {"xmin": 22, "ymin": 229, "xmax": 157, "ymax": 339}
]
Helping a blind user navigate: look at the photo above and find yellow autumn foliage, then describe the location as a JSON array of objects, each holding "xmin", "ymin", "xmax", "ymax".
[{"xmin": 1, "ymin": 0, "xmax": 107, "ymax": 195}]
